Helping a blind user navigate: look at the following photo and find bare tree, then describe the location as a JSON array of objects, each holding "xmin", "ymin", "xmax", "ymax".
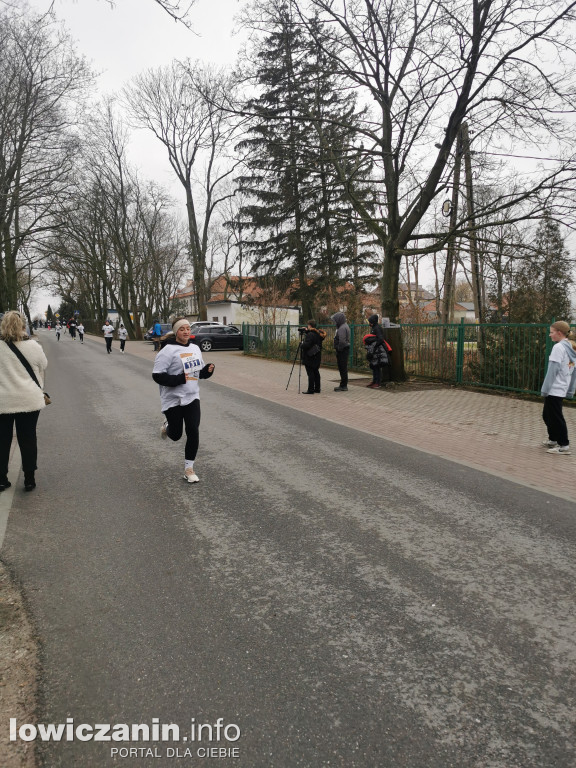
[
  {"xmin": 125, "ymin": 62, "xmax": 241, "ymax": 319},
  {"xmin": 103, "ymin": 0, "xmax": 197, "ymax": 27},
  {"xmin": 46, "ymin": 103, "xmax": 187, "ymax": 334},
  {"xmin": 291, "ymin": 0, "xmax": 576, "ymax": 332},
  {"xmin": 0, "ymin": 3, "xmax": 91, "ymax": 311}
]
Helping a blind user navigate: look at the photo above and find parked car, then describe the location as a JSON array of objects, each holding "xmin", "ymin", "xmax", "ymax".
[
  {"xmin": 189, "ymin": 321, "xmax": 239, "ymax": 333},
  {"xmin": 144, "ymin": 323, "xmax": 172, "ymax": 341},
  {"xmin": 189, "ymin": 325, "xmax": 258, "ymax": 352}
]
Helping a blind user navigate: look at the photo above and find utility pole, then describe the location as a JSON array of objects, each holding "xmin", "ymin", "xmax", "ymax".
[
  {"xmin": 461, "ymin": 121, "xmax": 484, "ymax": 323},
  {"xmin": 441, "ymin": 127, "xmax": 463, "ymax": 325}
]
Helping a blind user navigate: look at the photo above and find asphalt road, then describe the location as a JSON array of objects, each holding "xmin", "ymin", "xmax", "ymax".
[{"xmin": 2, "ymin": 331, "xmax": 576, "ymax": 767}]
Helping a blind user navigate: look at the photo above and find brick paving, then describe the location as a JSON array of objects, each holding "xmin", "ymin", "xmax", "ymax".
[{"xmin": 92, "ymin": 334, "xmax": 576, "ymax": 503}]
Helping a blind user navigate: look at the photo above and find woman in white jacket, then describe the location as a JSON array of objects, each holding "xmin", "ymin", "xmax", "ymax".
[
  {"xmin": 152, "ymin": 317, "xmax": 214, "ymax": 483},
  {"xmin": 0, "ymin": 311, "xmax": 48, "ymax": 492}
]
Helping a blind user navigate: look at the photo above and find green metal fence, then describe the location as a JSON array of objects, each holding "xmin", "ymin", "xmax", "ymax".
[
  {"xmin": 242, "ymin": 322, "xmax": 376, "ymax": 375},
  {"xmin": 243, "ymin": 320, "xmax": 575, "ymax": 396}
]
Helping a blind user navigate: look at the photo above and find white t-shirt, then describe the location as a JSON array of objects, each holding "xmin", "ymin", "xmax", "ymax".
[
  {"xmin": 102, "ymin": 324, "xmax": 114, "ymax": 338},
  {"xmin": 117, "ymin": 327, "xmax": 128, "ymax": 340},
  {"xmin": 77, "ymin": 324, "xmax": 84, "ymax": 334},
  {"xmin": 547, "ymin": 342, "xmax": 575, "ymax": 397},
  {"xmin": 153, "ymin": 342, "xmax": 205, "ymax": 410}
]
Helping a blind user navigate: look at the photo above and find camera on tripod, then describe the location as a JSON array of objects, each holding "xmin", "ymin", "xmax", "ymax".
[{"xmin": 297, "ymin": 326, "xmax": 307, "ymax": 334}]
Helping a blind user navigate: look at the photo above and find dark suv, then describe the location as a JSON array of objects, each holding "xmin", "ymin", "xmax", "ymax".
[{"xmin": 189, "ymin": 325, "xmax": 258, "ymax": 352}]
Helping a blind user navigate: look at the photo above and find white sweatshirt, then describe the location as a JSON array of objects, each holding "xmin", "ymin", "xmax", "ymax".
[
  {"xmin": 153, "ymin": 341, "xmax": 206, "ymax": 410},
  {"xmin": 0, "ymin": 339, "xmax": 48, "ymax": 414}
]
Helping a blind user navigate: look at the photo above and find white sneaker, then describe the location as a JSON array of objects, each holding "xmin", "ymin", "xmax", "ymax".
[
  {"xmin": 160, "ymin": 421, "xmax": 169, "ymax": 440},
  {"xmin": 542, "ymin": 439, "xmax": 558, "ymax": 448},
  {"xmin": 547, "ymin": 445, "xmax": 571, "ymax": 455},
  {"xmin": 183, "ymin": 468, "xmax": 199, "ymax": 483}
]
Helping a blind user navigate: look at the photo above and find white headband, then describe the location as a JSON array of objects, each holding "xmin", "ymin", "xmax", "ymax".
[{"xmin": 172, "ymin": 319, "xmax": 190, "ymax": 333}]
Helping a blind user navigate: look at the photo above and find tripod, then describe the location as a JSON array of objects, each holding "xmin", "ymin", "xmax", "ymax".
[{"xmin": 285, "ymin": 340, "xmax": 304, "ymax": 392}]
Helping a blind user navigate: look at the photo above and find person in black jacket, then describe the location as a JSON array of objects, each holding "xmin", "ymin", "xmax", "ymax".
[
  {"xmin": 331, "ymin": 311, "xmax": 350, "ymax": 391},
  {"xmin": 300, "ymin": 320, "xmax": 327, "ymax": 395},
  {"xmin": 365, "ymin": 314, "xmax": 389, "ymax": 388}
]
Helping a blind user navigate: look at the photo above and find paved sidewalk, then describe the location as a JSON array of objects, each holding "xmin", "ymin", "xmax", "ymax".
[{"xmin": 89, "ymin": 334, "xmax": 576, "ymax": 502}]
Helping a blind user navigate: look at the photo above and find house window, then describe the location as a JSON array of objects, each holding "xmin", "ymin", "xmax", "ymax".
[
  {"xmin": 212, "ymin": 316, "xmax": 219, "ymax": 322},
  {"xmin": 222, "ymin": 316, "xmax": 227, "ymax": 325}
]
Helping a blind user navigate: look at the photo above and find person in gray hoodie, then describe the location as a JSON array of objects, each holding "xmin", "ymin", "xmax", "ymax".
[
  {"xmin": 331, "ymin": 312, "xmax": 350, "ymax": 391},
  {"xmin": 541, "ymin": 320, "xmax": 576, "ymax": 455}
]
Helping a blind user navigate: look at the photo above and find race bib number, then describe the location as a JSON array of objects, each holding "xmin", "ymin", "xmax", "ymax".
[{"xmin": 180, "ymin": 352, "xmax": 201, "ymax": 381}]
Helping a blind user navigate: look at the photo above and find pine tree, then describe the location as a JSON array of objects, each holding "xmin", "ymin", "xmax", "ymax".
[
  {"xmin": 236, "ymin": 0, "xmax": 375, "ymax": 318},
  {"xmin": 510, "ymin": 214, "xmax": 574, "ymax": 323}
]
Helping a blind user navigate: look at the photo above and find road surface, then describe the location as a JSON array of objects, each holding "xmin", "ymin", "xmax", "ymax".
[{"xmin": 2, "ymin": 331, "xmax": 575, "ymax": 767}]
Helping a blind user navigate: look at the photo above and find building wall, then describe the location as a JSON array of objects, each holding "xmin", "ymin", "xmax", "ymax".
[{"xmin": 207, "ymin": 302, "xmax": 300, "ymax": 326}]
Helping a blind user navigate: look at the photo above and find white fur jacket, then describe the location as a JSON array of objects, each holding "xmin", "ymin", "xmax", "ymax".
[{"xmin": 0, "ymin": 339, "xmax": 48, "ymax": 414}]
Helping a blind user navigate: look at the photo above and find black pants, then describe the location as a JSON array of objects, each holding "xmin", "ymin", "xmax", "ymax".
[
  {"xmin": 542, "ymin": 396, "xmax": 569, "ymax": 446},
  {"xmin": 0, "ymin": 411, "xmax": 40, "ymax": 479},
  {"xmin": 304, "ymin": 364, "xmax": 321, "ymax": 393},
  {"xmin": 164, "ymin": 399, "xmax": 201, "ymax": 461},
  {"xmin": 105, "ymin": 336, "xmax": 112, "ymax": 353},
  {"xmin": 120, "ymin": 339, "xmax": 126, "ymax": 351},
  {"xmin": 336, "ymin": 349, "xmax": 348, "ymax": 387},
  {"xmin": 78, "ymin": 332, "xmax": 84, "ymax": 342},
  {"xmin": 371, "ymin": 364, "xmax": 382, "ymax": 386}
]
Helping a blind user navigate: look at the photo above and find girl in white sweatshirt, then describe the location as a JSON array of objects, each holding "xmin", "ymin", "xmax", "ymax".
[{"xmin": 152, "ymin": 317, "xmax": 214, "ymax": 483}]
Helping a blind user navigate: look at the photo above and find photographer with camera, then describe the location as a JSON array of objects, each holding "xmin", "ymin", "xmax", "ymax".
[{"xmin": 300, "ymin": 321, "xmax": 327, "ymax": 395}]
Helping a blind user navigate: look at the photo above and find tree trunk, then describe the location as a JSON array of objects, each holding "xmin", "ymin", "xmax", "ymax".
[{"xmin": 381, "ymin": 245, "xmax": 406, "ymax": 381}]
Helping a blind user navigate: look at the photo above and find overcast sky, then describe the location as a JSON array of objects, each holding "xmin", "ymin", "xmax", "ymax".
[{"xmin": 26, "ymin": 0, "xmax": 246, "ymax": 313}]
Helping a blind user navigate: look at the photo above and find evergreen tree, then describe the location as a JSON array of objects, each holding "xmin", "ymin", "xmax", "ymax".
[
  {"xmin": 509, "ymin": 214, "xmax": 574, "ymax": 323},
  {"xmin": 236, "ymin": 0, "xmax": 375, "ymax": 318}
]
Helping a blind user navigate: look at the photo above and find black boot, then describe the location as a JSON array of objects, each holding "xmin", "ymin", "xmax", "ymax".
[
  {"xmin": 302, "ymin": 390, "xmax": 315, "ymax": 395},
  {"xmin": 24, "ymin": 472, "xmax": 36, "ymax": 492},
  {"xmin": 0, "ymin": 478, "xmax": 11, "ymax": 492}
]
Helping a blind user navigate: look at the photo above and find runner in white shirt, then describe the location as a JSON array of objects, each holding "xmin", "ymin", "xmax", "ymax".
[
  {"xmin": 152, "ymin": 317, "xmax": 215, "ymax": 484},
  {"xmin": 102, "ymin": 321, "xmax": 115, "ymax": 354},
  {"xmin": 117, "ymin": 323, "xmax": 128, "ymax": 353},
  {"xmin": 77, "ymin": 323, "xmax": 85, "ymax": 343}
]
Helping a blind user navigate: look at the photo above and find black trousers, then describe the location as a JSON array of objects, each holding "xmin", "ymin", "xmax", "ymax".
[
  {"xmin": 542, "ymin": 395, "xmax": 569, "ymax": 446},
  {"xmin": 164, "ymin": 399, "xmax": 201, "ymax": 461},
  {"xmin": 120, "ymin": 339, "xmax": 126, "ymax": 351},
  {"xmin": 304, "ymin": 364, "xmax": 321, "ymax": 393},
  {"xmin": 336, "ymin": 349, "xmax": 348, "ymax": 387},
  {"xmin": 0, "ymin": 411, "xmax": 40, "ymax": 478},
  {"xmin": 105, "ymin": 336, "xmax": 112, "ymax": 352}
]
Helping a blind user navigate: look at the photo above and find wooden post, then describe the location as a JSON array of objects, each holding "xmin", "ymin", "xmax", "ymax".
[
  {"xmin": 441, "ymin": 127, "xmax": 463, "ymax": 325},
  {"xmin": 462, "ymin": 122, "xmax": 484, "ymax": 324}
]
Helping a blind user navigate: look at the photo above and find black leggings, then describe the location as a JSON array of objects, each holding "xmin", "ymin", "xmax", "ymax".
[
  {"xmin": 0, "ymin": 410, "xmax": 40, "ymax": 478},
  {"xmin": 164, "ymin": 399, "xmax": 201, "ymax": 460},
  {"xmin": 542, "ymin": 395, "xmax": 569, "ymax": 446}
]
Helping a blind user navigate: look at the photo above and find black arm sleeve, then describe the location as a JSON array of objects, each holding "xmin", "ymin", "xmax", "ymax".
[
  {"xmin": 199, "ymin": 363, "xmax": 214, "ymax": 379},
  {"xmin": 152, "ymin": 371, "xmax": 186, "ymax": 387}
]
